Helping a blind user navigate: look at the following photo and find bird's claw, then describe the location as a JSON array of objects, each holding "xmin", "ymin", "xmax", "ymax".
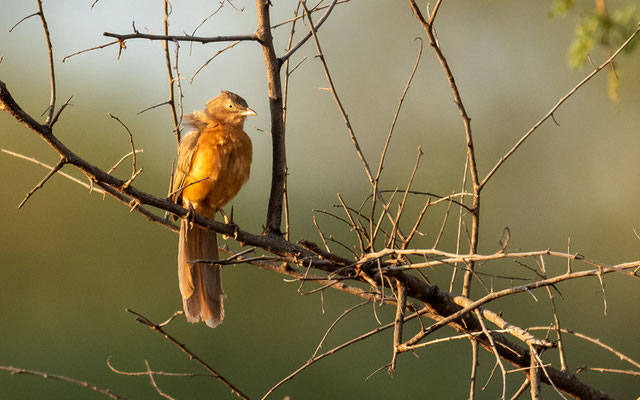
[
  {"xmin": 220, "ymin": 208, "xmax": 239, "ymax": 240},
  {"xmin": 185, "ymin": 203, "xmax": 196, "ymax": 230}
]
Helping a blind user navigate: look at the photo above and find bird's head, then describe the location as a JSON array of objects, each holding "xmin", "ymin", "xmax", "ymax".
[{"xmin": 203, "ymin": 90, "xmax": 257, "ymax": 127}]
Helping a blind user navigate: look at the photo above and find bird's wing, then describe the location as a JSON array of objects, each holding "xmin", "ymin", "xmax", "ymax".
[{"xmin": 171, "ymin": 130, "xmax": 201, "ymax": 204}]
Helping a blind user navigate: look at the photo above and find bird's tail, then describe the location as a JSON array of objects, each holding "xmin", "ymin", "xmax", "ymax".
[{"xmin": 178, "ymin": 219, "xmax": 224, "ymax": 328}]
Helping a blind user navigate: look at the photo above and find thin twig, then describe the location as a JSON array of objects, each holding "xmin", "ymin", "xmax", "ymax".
[
  {"xmin": 262, "ymin": 306, "xmax": 427, "ymax": 400},
  {"xmin": 2, "ymin": 149, "xmax": 105, "ymax": 195},
  {"xmin": 408, "ymin": 0, "xmax": 480, "ymax": 299},
  {"xmin": 103, "ymin": 31, "xmax": 259, "ymax": 44},
  {"xmin": 301, "ymin": 0, "xmax": 374, "ymax": 187},
  {"xmin": 402, "ymin": 195, "xmax": 431, "ymax": 249},
  {"xmin": 125, "ymin": 309, "xmax": 249, "ymax": 400},
  {"xmin": 107, "ymin": 150, "xmax": 144, "ymax": 175},
  {"xmin": 540, "ymin": 255, "xmax": 568, "ymax": 371},
  {"xmin": 336, "ymin": 193, "xmax": 367, "ymax": 253},
  {"xmin": 433, "ymin": 195, "xmax": 453, "ymax": 249},
  {"xmin": 62, "ymin": 40, "xmax": 119, "ymax": 62},
  {"xmin": 528, "ymin": 327, "xmax": 640, "ymax": 370},
  {"xmin": 162, "ymin": 0, "xmax": 181, "ymax": 144},
  {"xmin": 398, "ymin": 259, "xmax": 637, "ymax": 351},
  {"xmin": 510, "ymin": 378, "xmax": 531, "ymax": 400},
  {"xmin": 144, "ymin": 360, "xmax": 176, "ymax": 400},
  {"xmin": 469, "ymin": 338, "xmax": 479, "ymax": 400},
  {"xmin": 280, "ymin": 1, "xmax": 302, "ymax": 240},
  {"xmin": 279, "ymin": 0, "xmax": 340, "ymax": 63},
  {"xmin": 386, "ymin": 146, "xmax": 423, "ymax": 247},
  {"xmin": 107, "ymin": 113, "xmax": 138, "ymax": 177},
  {"xmin": 8, "ymin": 12, "xmax": 39, "ymax": 32},
  {"xmin": 0, "ymin": 365, "xmax": 127, "ymax": 399},
  {"xmin": 389, "ymin": 280, "xmax": 407, "ymax": 374},
  {"xmin": 36, "ymin": 0, "xmax": 56, "ymax": 125},
  {"xmin": 481, "ymin": 24, "xmax": 640, "ymax": 189},
  {"xmin": 17, "ymin": 157, "xmax": 66, "ymax": 209},
  {"xmin": 190, "ymin": 40, "xmax": 242, "ymax": 83},
  {"xmin": 474, "ymin": 309, "xmax": 507, "ymax": 400},
  {"xmin": 372, "ymin": 38, "xmax": 423, "ymax": 238},
  {"xmin": 449, "ymin": 154, "xmax": 469, "ymax": 292},
  {"xmin": 312, "ymin": 215, "xmax": 330, "ymax": 252},
  {"xmin": 107, "ymin": 357, "xmax": 209, "ymax": 377},
  {"xmin": 311, "ymin": 300, "xmax": 369, "ymax": 358},
  {"xmin": 576, "ymin": 367, "xmax": 640, "ymax": 376},
  {"xmin": 190, "ymin": 2, "xmax": 226, "ymax": 38}
]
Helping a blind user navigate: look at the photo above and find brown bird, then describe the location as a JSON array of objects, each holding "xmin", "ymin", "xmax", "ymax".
[{"xmin": 171, "ymin": 91, "xmax": 255, "ymax": 328}]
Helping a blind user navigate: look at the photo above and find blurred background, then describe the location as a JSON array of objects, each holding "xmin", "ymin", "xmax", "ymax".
[{"xmin": 1, "ymin": 0, "xmax": 639, "ymax": 398}]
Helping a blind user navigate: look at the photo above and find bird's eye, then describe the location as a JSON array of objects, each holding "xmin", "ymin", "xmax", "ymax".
[{"xmin": 228, "ymin": 104, "xmax": 234, "ymax": 109}]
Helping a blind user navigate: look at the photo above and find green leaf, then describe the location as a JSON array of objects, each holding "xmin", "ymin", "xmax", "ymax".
[
  {"xmin": 549, "ymin": 0, "xmax": 575, "ymax": 18},
  {"xmin": 568, "ymin": 16, "xmax": 599, "ymax": 69},
  {"xmin": 612, "ymin": 5, "xmax": 639, "ymax": 53}
]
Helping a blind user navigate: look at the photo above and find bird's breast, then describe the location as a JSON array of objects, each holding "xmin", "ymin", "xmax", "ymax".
[{"xmin": 181, "ymin": 127, "xmax": 252, "ymax": 212}]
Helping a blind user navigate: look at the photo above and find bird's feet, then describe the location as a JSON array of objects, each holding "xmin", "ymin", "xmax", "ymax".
[
  {"xmin": 185, "ymin": 203, "xmax": 196, "ymax": 230},
  {"xmin": 219, "ymin": 208, "xmax": 240, "ymax": 240}
]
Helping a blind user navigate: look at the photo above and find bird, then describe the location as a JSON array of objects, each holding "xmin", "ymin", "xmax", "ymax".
[{"xmin": 171, "ymin": 90, "xmax": 255, "ymax": 328}]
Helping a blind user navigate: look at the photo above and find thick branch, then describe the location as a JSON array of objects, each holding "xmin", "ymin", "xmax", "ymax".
[{"xmin": 256, "ymin": 0, "xmax": 287, "ymax": 235}]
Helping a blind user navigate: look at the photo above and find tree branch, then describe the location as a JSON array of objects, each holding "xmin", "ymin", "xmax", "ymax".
[
  {"xmin": 102, "ymin": 32, "xmax": 259, "ymax": 44},
  {"xmin": 0, "ymin": 365, "xmax": 127, "ymax": 400},
  {"xmin": 126, "ymin": 309, "xmax": 249, "ymax": 400},
  {"xmin": 256, "ymin": 0, "xmax": 287, "ymax": 235},
  {"xmin": 408, "ymin": 0, "xmax": 481, "ymax": 298},
  {"xmin": 480, "ymin": 24, "xmax": 640, "ymax": 189}
]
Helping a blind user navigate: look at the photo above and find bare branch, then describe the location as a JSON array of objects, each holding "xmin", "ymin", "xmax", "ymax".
[
  {"xmin": 397, "ymin": 258, "xmax": 637, "ymax": 352},
  {"xmin": 474, "ymin": 309, "xmax": 508, "ymax": 399},
  {"xmin": 408, "ymin": 0, "xmax": 480, "ymax": 299},
  {"xmin": 386, "ymin": 146, "xmax": 423, "ymax": 247},
  {"xmin": 17, "ymin": 157, "xmax": 66, "ymax": 209},
  {"xmin": 103, "ymin": 31, "xmax": 259, "ymax": 44},
  {"xmin": 0, "ymin": 365, "xmax": 127, "ymax": 400},
  {"xmin": 301, "ymin": 0, "xmax": 374, "ymax": 187},
  {"xmin": 107, "ymin": 113, "xmax": 138, "ymax": 177},
  {"xmin": 36, "ymin": 0, "xmax": 56, "ymax": 125},
  {"xmin": 107, "ymin": 150, "xmax": 144, "ymax": 175},
  {"xmin": 8, "ymin": 12, "xmax": 39, "ymax": 32},
  {"xmin": 374, "ymin": 37, "xmax": 423, "ymax": 202},
  {"xmin": 480, "ymin": 24, "xmax": 640, "ymax": 189},
  {"xmin": 576, "ymin": 367, "xmax": 640, "ymax": 376},
  {"xmin": 528, "ymin": 327, "xmax": 640, "ymax": 370},
  {"xmin": 125, "ymin": 309, "xmax": 250, "ymax": 400},
  {"xmin": 144, "ymin": 360, "xmax": 176, "ymax": 400},
  {"xmin": 107, "ymin": 357, "xmax": 208, "ymax": 378},
  {"xmin": 161, "ymin": 1, "xmax": 181, "ymax": 144},
  {"xmin": 311, "ymin": 300, "xmax": 369, "ymax": 358},
  {"xmin": 389, "ymin": 280, "xmax": 407, "ymax": 374},
  {"xmin": 190, "ymin": 40, "xmax": 241, "ymax": 84},
  {"xmin": 279, "ymin": 0, "xmax": 340, "ymax": 63},
  {"xmin": 469, "ymin": 338, "xmax": 479, "ymax": 400},
  {"xmin": 529, "ymin": 346, "xmax": 541, "ymax": 400},
  {"xmin": 62, "ymin": 40, "xmax": 119, "ymax": 62},
  {"xmin": 1, "ymin": 149, "xmax": 105, "ymax": 195},
  {"xmin": 256, "ymin": 0, "xmax": 287, "ymax": 235}
]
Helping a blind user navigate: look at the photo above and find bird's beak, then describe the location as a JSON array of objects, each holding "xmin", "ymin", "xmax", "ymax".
[{"xmin": 240, "ymin": 108, "xmax": 257, "ymax": 116}]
